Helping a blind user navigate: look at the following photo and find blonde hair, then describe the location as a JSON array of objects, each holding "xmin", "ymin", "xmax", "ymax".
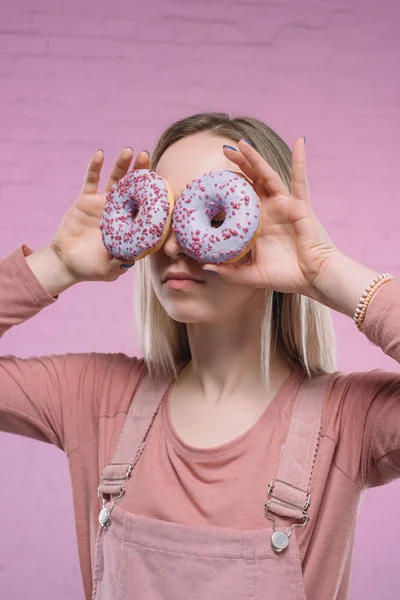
[{"xmin": 135, "ymin": 112, "xmax": 337, "ymax": 390}]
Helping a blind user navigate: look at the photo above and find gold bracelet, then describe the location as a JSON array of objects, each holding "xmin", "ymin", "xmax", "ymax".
[{"xmin": 354, "ymin": 273, "xmax": 394, "ymax": 332}]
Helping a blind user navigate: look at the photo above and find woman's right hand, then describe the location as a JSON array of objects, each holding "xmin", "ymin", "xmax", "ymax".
[{"xmin": 26, "ymin": 148, "xmax": 150, "ymax": 295}]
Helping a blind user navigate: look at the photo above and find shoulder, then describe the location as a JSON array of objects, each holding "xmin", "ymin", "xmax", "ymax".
[
  {"xmin": 55, "ymin": 351, "xmax": 146, "ymax": 391},
  {"xmin": 58, "ymin": 352, "xmax": 147, "ymax": 453},
  {"xmin": 319, "ymin": 368, "xmax": 400, "ymax": 486},
  {"xmin": 321, "ymin": 368, "xmax": 400, "ymax": 431}
]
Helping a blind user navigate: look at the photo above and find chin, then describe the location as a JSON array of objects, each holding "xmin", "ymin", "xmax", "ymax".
[
  {"xmin": 159, "ymin": 299, "xmax": 218, "ymax": 324},
  {"xmin": 167, "ymin": 309, "xmax": 218, "ymax": 325}
]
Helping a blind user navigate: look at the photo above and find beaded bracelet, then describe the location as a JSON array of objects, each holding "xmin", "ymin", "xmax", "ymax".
[{"xmin": 354, "ymin": 273, "xmax": 394, "ymax": 332}]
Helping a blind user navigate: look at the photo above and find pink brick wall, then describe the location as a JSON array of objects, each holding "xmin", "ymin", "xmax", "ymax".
[{"xmin": 1, "ymin": 0, "xmax": 399, "ymax": 597}]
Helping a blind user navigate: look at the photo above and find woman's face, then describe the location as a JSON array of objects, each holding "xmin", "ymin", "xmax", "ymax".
[{"xmin": 149, "ymin": 132, "xmax": 264, "ymax": 324}]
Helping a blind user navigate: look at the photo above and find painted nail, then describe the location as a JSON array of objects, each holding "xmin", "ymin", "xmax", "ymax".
[
  {"xmin": 243, "ymin": 138, "xmax": 255, "ymax": 148},
  {"xmin": 223, "ymin": 144, "xmax": 238, "ymax": 152},
  {"xmin": 125, "ymin": 146, "xmax": 134, "ymax": 151},
  {"xmin": 96, "ymin": 148, "xmax": 104, "ymax": 153},
  {"xmin": 142, "ymin": 150, "xmax": 150, "ymax": 156},
  {"xmin": 120, "ymin": 264, "xmax": 134, "ymax": 269},
  {"xmin": 303, "ymin": 136, "xmax": 307, "ymax": 144}
]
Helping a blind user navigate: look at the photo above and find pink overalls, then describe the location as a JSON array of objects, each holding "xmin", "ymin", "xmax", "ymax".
[{"xmin": 92, "ymin": 370, "xmax": 328, "ymax": 599}]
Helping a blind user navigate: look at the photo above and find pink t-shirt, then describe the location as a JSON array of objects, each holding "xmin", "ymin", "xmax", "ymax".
[{"xmin": 1, "ymin": 244, "xmax": 400, "ymax": 600}]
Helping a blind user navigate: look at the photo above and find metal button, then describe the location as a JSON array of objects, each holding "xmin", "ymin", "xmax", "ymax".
[
  {"xmin": 271, "ymin": 531, "xmax": 289, "ymax": 553},
  {"xmin": 99, "ymin": 507, "xmax": 111, "ymax": 528}
]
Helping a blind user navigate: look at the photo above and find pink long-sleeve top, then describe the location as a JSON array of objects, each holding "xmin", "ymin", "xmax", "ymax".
[{"xmin": 1, "ymin": 244, "xmax": 400, "ymax": 600}]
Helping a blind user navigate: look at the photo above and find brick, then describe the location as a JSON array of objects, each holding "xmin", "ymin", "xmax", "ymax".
[
  {"xmin": 32, "ymin": 13, "xmax": 104, "ymax": 36},
  {"xmin": 0, "ymin": 184, "xmax": 72, "ymax": 210},
  {"xmin": 0, "ymin": 33, "xmax": 47, "ymax": 54},
  {"xmin": 0, "ymin": 10, "xmax": 34, "ymax": 34},
  {"xmin": 48, "ymin": 35, "xmax": 138, "ymax": 58}
]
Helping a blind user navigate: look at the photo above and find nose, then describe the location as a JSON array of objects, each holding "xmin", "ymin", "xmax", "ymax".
[{"xmin": 162, "ymin": 225, "xmax": 185, "ymax": 259}]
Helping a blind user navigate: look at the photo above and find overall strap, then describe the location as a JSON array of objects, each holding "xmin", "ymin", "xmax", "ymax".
[
  {"xmin": 97, "ymin": 367, "xmax": 176, "ymax": 516},
  {"xmin": 265, "ymin": 372, "xmax": 330, "ymax": 551},
  {"xmin": 97, "ymin": 366, "xmax": 329, "ymax": 534}
]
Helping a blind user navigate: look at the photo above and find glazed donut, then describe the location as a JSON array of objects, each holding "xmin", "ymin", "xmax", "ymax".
[
  {"xmin": 100, "ymin": 169, "xmax": 174, "ymax": 261},
  {"xmin": 172, "ymin": 170, "xmax": 262, "ymax": 264}
]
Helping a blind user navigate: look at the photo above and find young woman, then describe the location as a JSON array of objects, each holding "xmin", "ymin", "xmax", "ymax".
[{"xmin": 1, "ymin": 112, "xmax": 399, "ymax": 600}]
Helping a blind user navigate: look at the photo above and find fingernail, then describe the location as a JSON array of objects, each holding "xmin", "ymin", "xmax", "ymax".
[
  {"xmin": 120, "ymin": 264, "xmax": 134, "ymax": 269},
  {"xmin": 202, "ymin": 266, "xmax": 217, "ymax": 273},
  {"xmin": 125, "ymin": 146, "xmax": 133, "ymax": 151},
  {"xmin": 303, "ymin": 136, "xmax": 307, "ymax": 144},
  {"xmin": 96, "ymin": 148, "xmax": 104, "ymax": 153},
  {"xmin": 142, "ymin": 150, "xmax": 150, "ymax": 156},
  {"xmin": 223, "ymin": 144, "xmax": 237, "ymax": 152}
]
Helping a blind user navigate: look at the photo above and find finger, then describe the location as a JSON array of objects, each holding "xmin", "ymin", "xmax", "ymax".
[
  {"xmin": 118, "ymin": 262, "xmax": 135, "ymax": 272},
  {"xmin": 237, "ymin": 139, "xmax": 288, "ymax": 196},
  {"xmin": 222, "ymin": 145, "xmax": 258, "ymax": 183},
  {"xmin": 291, "ymin": 137, "xmax": 309, "ymax": 202},
  {"xmin": 110, "ymin": 256, "xmax": 136, "ymax": 272},
  {"xmin": 81, "ymin": 150, "xmax": 105, "ymax": 195},
  {"xmin": 131, "ymin": 150, "xmax": 150, "ymax": 171},
  {"xmin": 104, "ymin": 147, "xmax": 135, "ymax": 194}
]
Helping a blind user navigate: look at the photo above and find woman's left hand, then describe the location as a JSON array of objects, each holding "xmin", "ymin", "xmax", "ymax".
[{"xmin": 202, "ymin": 138, "xmax": 339, "ymax": 297}]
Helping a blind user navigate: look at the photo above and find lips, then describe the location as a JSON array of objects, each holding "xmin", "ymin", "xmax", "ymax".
[{"xmin": 162, "ymin": 271, "xmax": 204, "ymax": 283}]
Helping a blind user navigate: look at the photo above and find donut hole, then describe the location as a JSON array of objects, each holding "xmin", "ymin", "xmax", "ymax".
[
  {"xmin": 211, "ymin": 210, "xmax": 226, "ymax": 228},
  {"xmin": 128, "ymin": 199, "xmax": 139, "ymax": 220}
]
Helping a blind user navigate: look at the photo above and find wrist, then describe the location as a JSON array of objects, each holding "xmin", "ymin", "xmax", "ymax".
[
  {"xmin": 309, "ymin": 251, "xmax": 382, "ymax": 319},
  {"xmin": 25, "ymin": 245, "xmax": 78, "ymax": 297}
]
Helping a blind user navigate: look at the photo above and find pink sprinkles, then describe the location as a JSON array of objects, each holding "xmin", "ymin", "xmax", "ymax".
[
  {"xmin": 100, "ymin": 169, "xmax": 171, "ymax": 260},
  {"xmin": 100, "ymin": 169, "xmax": 260, "ymax": 264},
  {"xmin": 173, "ymin": 170, "xmax": 260, "ymax": 264}
]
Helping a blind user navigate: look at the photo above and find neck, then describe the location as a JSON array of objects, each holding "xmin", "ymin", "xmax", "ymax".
[{"xmin": 182, "ymin": 294, "xmax": 293, "ymax": 401}]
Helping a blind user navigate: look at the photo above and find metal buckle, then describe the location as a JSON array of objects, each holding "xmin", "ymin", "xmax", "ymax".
[
  {"xmin": 97, "ymin": 463, "xmax": 133, "ymax": 529},
  {"xmin": 267, "ymin": 478, "xmax": 311, "ymax": 510},
  {"xmin": 99, "ymin": 463, "xmax": 133, "ymax": 487},
  {"xmin": 265, "ymin": 478, "xmax": 311, "ymax": 553}
]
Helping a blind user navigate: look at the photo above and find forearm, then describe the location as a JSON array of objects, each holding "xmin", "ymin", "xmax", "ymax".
[
  {"xmin": 309, "ymin": 251, "xmax": 383, "ymax": 318},
  {"xmin": 0, "ymin": 245, "xmax": 59, "ymax": 336},
  {"xmin": 25, "ymin": 245, "xmax": 77, "ymax": 297}
]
